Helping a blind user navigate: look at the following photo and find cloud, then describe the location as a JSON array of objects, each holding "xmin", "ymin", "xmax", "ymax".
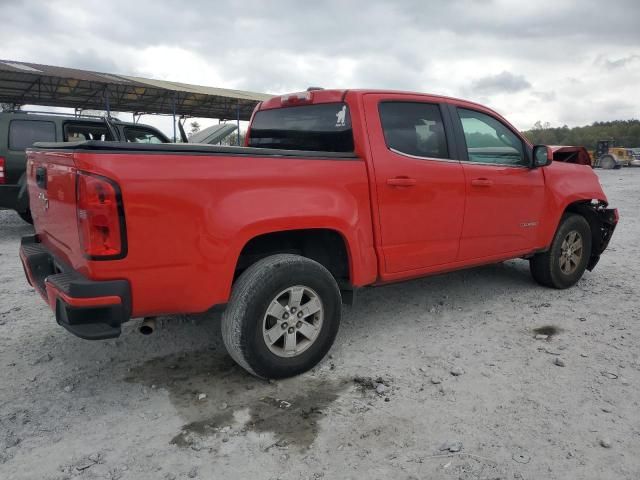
[
  {"xmin": 532, "ymin": 91, "xmax": 557, "ymax": 102},
  {"xmin": 1, "ymin": 0, "xmax": 639, "ymax": 134},
  {"xmin": 62, "ymin": 50, "xmax": 121, "ymax": 74},
  {"xmin": 470, "ymin": 71, "xmax": 532, "ymax": 94},
  {"xmin": 596, "ymin": 54, "xmax": 640, "ymax": 69}
]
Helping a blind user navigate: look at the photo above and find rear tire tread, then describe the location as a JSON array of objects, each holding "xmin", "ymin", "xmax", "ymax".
[{"xmin": 221, "ymin": 254, "xmax": 341, "ymax": 379}]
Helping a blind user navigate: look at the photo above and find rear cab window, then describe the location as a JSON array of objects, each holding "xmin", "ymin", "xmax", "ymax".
[
  {"xmin": 9, "ymin": 120, "xmax": 56, "ymax": 150},
  {"xmin": 248, "ymin": 103, "xmax": 354, "ymax": 152}
]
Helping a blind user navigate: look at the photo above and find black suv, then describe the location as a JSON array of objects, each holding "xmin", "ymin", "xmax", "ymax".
[{"xmin": 0, "ymin": 111, "xmax": 169, "ymax": 222}]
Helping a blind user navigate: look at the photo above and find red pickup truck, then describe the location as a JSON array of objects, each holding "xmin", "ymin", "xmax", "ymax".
[{"xmin": 20, "ymin": 89, "xmax": 618, "ymax": 378}]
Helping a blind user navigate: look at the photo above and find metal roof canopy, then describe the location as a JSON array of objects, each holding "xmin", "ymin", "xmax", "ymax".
[{"xmin": 0, "ymin": 60, "xmax": 272, "ymax": 121}]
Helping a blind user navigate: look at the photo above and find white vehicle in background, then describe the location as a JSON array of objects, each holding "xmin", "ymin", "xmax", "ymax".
[{"xmin": 188, "ymin": 123, "xmax": 238, "ymax": 145}]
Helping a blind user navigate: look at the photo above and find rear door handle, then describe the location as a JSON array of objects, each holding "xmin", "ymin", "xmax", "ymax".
[
  {"xmin": 471, "ymin": 178, "xmax": 493, "ymax": 187},
  {"xmin": 387, "ymin": 177, "xmax": 417, "ymax": 187},
  {"xmin": 35, "ymin": 166, "xmax": 47, "ymax": 189}
]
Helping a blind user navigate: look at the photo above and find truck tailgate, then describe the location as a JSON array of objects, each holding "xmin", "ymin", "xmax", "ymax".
[{"xmin": 27, "ymin": 149, "xmax": 84, "ymax": 270}]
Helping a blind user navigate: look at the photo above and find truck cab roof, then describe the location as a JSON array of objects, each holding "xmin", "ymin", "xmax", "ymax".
[{"xmin": 258, "ymin": 88, "xmax": 492, "ymax": 112}]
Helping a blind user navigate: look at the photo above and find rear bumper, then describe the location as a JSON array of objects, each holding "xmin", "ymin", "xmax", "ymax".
[
  {"xmin": 19, "ymin": 235, "xmax": 131, "ymax": 340},
  {"xmin": 0, "ymin": 184, "xmax": 19, "ymax": 209}
]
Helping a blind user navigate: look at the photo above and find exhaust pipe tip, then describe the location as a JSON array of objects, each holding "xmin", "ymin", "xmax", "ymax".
[{"xmin": 139, "ymin": 317, "xmax": 156, "ymax": 335}]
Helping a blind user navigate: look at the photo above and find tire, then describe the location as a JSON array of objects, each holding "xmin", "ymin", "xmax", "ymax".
[
  {"xmin": 17, "ymin": 209, "xmax": 33, "ymax": 224},
  {"xmin": 599, "ymin": 155, "xmax": 616, "ymax": 169},
  {"xmin": 221, "ymin": 254, "xmax": 341, "ymax": 379},
  {"xmin": 530, "ymin": 214, "xmax": 592, "ymax": 289}
]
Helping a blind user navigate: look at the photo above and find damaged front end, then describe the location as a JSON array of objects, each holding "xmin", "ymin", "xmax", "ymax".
[{"xmin": 581, "ymin": 201, "xmax": 619, "ymax": 271}]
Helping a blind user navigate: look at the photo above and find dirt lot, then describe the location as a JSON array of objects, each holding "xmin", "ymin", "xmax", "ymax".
[{"xmin": 1, "ymin": 169, "xmax": 638, "ymax": 480}]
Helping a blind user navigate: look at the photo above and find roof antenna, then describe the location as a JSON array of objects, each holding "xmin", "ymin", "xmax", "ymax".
[{"xmin": 306, "ymin": 86, "xmax": 323, "ymax": 91}]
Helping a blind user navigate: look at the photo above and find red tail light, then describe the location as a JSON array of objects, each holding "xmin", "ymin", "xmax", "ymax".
[
  {"xmin": 76, "ymin": 172, "xmax": 126, "ymax": 259},
  {"xmin": 0, "ymin": 157, "xmax": 5, "ymax": 184}
]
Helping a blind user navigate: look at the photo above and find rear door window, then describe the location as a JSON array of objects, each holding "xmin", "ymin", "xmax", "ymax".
[
  {"xmin": 9, "ymin": 120, "xmax": 56, "ymax": 150},
  {"xmin": 123, "ymin": 127, "xmax": 166, "ymax": 143},
  {"xmin": 378, "ymin": 102, "xmax": 449, "ymax": 159},
  {"xmin": 248, "ymin": 103, "xmax": 354, "ymax": 152},
  {"xmin": 64, "ymin": 122, "xmax": 113, "ymax": 141}
]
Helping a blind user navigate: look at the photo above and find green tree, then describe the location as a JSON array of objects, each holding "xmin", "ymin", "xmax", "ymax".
[{"xmin": 523, "ymin": 120, "xmax": 640, "ymax": 150}]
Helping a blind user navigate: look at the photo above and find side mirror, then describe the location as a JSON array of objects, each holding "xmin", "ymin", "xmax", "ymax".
[{"xmin": 532, "ymin": 145, "xmax": 552, "ymax": 168}]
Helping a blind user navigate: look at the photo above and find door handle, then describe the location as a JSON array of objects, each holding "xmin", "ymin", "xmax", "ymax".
[
  {"xmin": 471, "ymin": 178, "xmax": 493, "ymax": 187},
  {"xmin": 387, "ymin": 177, "xmax": 417, "ymax": 187}
]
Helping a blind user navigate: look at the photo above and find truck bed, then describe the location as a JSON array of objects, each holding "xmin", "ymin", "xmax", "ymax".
[
  {"xmin": 25, "ymin": 140, "xmax": 376, "ymax": 318},
  {"xmin": 31, "ymin": 140, "xmax": 359, "ymax": 159}
]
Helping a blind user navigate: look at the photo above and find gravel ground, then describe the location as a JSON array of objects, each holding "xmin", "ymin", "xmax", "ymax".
[{"xmin": 1, "ymin": 169, "xmax": 638, "ymax": 480}]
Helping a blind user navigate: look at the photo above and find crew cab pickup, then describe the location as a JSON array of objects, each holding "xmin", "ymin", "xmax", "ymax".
[{"xmin": 20, "ymin": 89, "xmax": 618, "ymax": 378}]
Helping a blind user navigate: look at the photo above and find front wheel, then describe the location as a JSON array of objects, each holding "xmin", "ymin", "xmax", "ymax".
[
  {"xmin": 221, "ymin": 254, "xmax": 341, "ymax": 379},
  {"xmin": 530, "ymin": 214, "xmax": 592, "ymax": 289}
]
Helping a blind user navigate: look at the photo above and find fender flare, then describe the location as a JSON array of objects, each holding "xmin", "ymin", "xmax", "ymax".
[{"xmin": 228, "ymin": 220, "xmax": 378, "ymax": 290}]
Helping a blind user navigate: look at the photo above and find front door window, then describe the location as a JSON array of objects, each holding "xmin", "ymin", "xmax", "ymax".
[{"xmin": 458, "ymin": 108, "xmax": 527, "ymax": 167}]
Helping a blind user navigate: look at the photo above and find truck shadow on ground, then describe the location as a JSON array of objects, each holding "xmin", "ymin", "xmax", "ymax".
[
  {"xmin": 10, "ymin": 232, "xmax": 539, "ymax": 453},
  {"xmin": 120, "ymin": 259, "xmax": 537, "ymax": 450},
  {"xmin": 124, "ymin": 349, "xmax": 353, "ymax": 451}
]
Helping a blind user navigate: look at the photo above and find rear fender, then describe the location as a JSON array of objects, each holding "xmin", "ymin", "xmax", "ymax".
[{"xmin": 205, "ymin": 183, "xmax": 378, "ymax": 303}]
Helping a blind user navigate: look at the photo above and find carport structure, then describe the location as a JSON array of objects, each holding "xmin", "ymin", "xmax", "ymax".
[{"xmin": 0, "ymin": 59, "xmax": 272, "ymax": 140}]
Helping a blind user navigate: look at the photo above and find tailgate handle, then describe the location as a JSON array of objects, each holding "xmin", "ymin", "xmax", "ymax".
[{"xmin": 35, "ymin": 167, "xmax": 47, "ymax": 189}]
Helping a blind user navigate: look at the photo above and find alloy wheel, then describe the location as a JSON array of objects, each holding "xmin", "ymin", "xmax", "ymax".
[{"xmin": 262, "ymin": 285, "xmax": 324, "ymax": 358}]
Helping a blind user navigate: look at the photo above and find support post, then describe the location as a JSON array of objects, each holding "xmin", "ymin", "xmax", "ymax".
[
  {"xmin": 103, "ymin": 87, "xmax": 111, "ymax": 117},
  {"xmin": 236, "ymin": 101, "xmax": 241, "ymax": 146},
  {"xmin": 172, "ymin": 94, "xmax": 177, "ymax": 142}
]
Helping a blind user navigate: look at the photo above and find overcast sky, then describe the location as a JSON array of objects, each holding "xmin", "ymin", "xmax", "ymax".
[{"xmin": 1, "ymin": 0, "xmax": 639, "ymax": 135}]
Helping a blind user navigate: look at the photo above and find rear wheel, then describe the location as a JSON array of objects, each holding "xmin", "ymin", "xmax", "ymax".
[
  {"xmin": 221, "ymin": 254, "xmax": 341, "ymax": 379},
  {"xmin": 599, "ymin": 155, "xmax": 616, "ymax": 169},
  {"xmin": 530, "ymin": 214, "xmax": 592, "ymax": 289}
]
